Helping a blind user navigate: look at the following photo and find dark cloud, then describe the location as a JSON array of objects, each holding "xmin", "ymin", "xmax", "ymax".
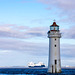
[
  {"xmin": 0, "ymin": 25, "xmax": 48, "ymax": 39},
  {"xmin": 0, "ymin": 24, "xmax": 74, "ymax": 58},
  {"xmin": 0, "ymin": 23, "xmax": 75, "ymax": 39},
  {"xmin": 26, "ymin": 27, "xmax": 48, "ymax": 37},
  {"xmin": 0, "ymin": 24, "xmax": 48, "ymax": 56}
]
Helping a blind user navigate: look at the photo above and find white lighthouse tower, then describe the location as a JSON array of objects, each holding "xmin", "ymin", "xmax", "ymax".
[{"xmin": 48, "ymin": 21, "xmax": 61, "ymax": 73}]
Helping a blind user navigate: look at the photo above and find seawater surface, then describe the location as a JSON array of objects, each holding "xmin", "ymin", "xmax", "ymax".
[{"xmin": 0, "ymin": 67, "xmax": 75, "ymax": 75}]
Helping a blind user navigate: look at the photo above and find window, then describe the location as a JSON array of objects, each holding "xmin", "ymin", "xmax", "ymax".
[
  {"xmin": 55, "ymin": 45, "xmax": 56, "ymax": 47},
  {"xmin": 55, "ymin": 60, "xmax": 57, "ymax": 64},
  {"xmin": 50, "ymin": 26, "xmax": 59, "ymax": 31}
]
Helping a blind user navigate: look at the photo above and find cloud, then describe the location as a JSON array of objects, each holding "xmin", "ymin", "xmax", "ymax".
[
  {"xmin": 26, "ymin": 27, "xmax": 48, "ymax": 37},
  {"xmin": 61, "ymin": 44, "xmax": 75, "ymax": 58},
  {"xmin": 37, "ymin": 0, "xmax": 75, "ymax": 10},
  {"xmin": 61, "ymin": 44, "xmax": 75, "ymax": 66},
  {"xmin": 0, "ymin": 24, "xmax": 48, "ymax": 54},
  {"xmin": 38, "ymin": 0, "xmax": 75, "ymax": 13},
  {"xmin": 61, "ymin": 26, "xmax": 75, "ymax": 39},
  {"xmin": 0, "ymin": 37, "xmax": 75, "ymax": 58},
  {"xmin": 0, "ymin": 24, "xmax": 48, "ymax": 39},
  {"xmin": 0, "ymin": 38, "xmax": 48, "ymax": 56},
  {"xmin": 20, "ymin": 0, "xmax": 75, "ymax": 24},
  {"xmin": 0, "ymin": 50, "xmax": 11, "ymax": 53},
  {"xmin": 19, "ymin": 0, "xmax": 75, "ymax": 24},
  {"xmin": 0, "ymin": 36, "xmax": 75, "ymax": 59},
  {"xmin": 37, "ymin": 0, "xmax": 75, "ymax": 23},
  {"xmin": 0, "ymin": 23, "xmax": 75, "ymax": 39},
  {"xmin": 16, "ymin": 26, "xmax": 29, "ymax": 30},
  {"xmin": 0, "ymin": 24, "xmax": 74, "ymax": 65}
]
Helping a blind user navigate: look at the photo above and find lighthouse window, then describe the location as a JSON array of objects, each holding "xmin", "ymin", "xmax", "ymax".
[
  {"xmin": 55, "ymin": 60, "xmax": 57, "ymax": 64},
  {"xmin": 55, "ymin": 39, "xmax": 56, "ymax": 41},
  {"xmin": 55, "ymin": 45, "xmax": 56, "ymax": 47}
]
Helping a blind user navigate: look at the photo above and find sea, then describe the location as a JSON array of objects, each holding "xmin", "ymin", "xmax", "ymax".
[{"xmin": 0, "ymin": 67, "xmax": 75, "ymax": 75}]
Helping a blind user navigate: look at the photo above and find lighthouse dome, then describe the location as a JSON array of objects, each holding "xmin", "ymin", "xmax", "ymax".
[{"xmin": 50, "ymin": 22, "xmax": 59, "ymax": 31}]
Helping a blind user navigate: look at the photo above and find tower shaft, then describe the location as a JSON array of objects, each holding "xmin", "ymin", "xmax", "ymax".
[{"xmin": 48, "ymin": 22, "xmax": 61, "ymax": 73}]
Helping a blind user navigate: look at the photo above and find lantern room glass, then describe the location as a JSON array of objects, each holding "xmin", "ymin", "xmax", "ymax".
[{"xmin": 50, "ymin": 26, "xmax": 59, "ymax": 31}]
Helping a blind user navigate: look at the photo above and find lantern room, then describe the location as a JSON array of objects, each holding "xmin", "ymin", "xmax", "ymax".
[{"xmin": 50, "ymin": 22, "xmax": 59, "ymax": 31}]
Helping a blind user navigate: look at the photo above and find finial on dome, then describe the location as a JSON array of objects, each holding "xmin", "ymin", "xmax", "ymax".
[{"xmin": 50, "ymin": 20, "xmax": 59, "ymax": 26}]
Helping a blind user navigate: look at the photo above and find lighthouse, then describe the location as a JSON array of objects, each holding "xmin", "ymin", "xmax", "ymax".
[{"xmin": 48, "ymin": 21, "xmax": 61, "ymax": 73}]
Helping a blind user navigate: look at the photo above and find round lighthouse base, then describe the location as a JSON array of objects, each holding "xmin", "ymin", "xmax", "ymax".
[{"xmin": 47, "ymin": 70, "xmax": 61, "ymax": 74}]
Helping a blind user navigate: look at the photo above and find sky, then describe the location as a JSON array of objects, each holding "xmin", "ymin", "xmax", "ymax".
[{"xmin": 0, "ymin": 0, "xmax": 75, "ymax": 67}]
